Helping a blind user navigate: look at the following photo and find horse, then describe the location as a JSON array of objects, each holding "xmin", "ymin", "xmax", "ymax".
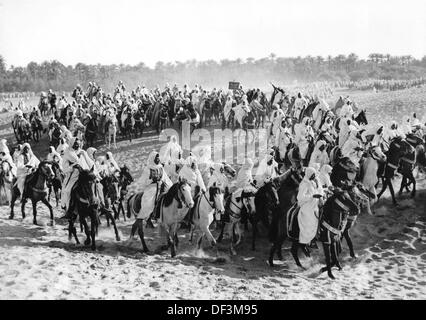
[
  {"xmin": 157, "ymin": 178, "xmax": 194, "ymax": 257},
  {"xmin": 9, "ymin": 161, "xmax": 55, "ymax": 226},
  {"xmin": 159, "ymin": 107, "xmax": 169, "ymax": 132},
  {"xmin": 268, "ymin": 168, "xmax": 304, "ymax": 266},
  {"xmin": 30, "ymin": 115, "xmax": 43, "ymax": 142},
  {"xmin": 317, "ymin": 188, "xmax": 359, "ymax": 279},
  {"xmin": 300, "ymin": 100, "xmax": 319, "ymax": 121},
  {"xmin": 399, "ymin": 133, "xmax": 425, "ymax": 196},
  {"xmin": 330, "ymin": 156, "xmax": 358, "ymax": 188},
  {"xmin": 211, "ymin": 97, "xmax": 222, "ymax": 123},
  {"xmin": 216, "ymin": 186, "xmax": 257, "ymax": 255},
  {"xmin": 115, "ymin": 165, "xmax": 134, "ymax": 221},
  {"xmin": 47, "ymin": 161, "xmax": 64, "ymax": 207},
  {"xmin": 98, "ymin": 174, "xmax": 121, "ymax": 242},
  {"xmin": 251, "ymin": 179, "xmax": 280, "ymax": 250},
  {"xmin": 49, "ymin": 124, "xmax": 62, "ymax": 149},
  {"xmin": 67, "ymin": 167, "xmax": 100, "ymax": 250},
  {"xmin": 202, "ymin": 98, "xmax": 212, "ymax": 127},
  {"xmin": 188, "ymin": 185, "xmax": 225, "ymax": 251},
  {"xmin": 377, "ymin": 137, "xmax": 411, "ymax": 205},
  {"xmin": 354, "ymin": 109, "xmax": 368, "ymax": 126}
]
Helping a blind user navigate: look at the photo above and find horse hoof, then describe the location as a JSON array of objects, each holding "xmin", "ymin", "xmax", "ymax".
[
  {"xmin": 268, "ymin": 258, "xmax": 274, "ymax": 267},
  {"xmin": 49, "ymin": 221, "xmax": 55, "ymax": 227},
  {"xmin": 116, "ymin": 236, "xmax": 121, "ymax": 242},
  {"xmin": 84, "ymin": 239, "xmax": 91, "ymax": 246},
  {"xmin": 328, "ymin": 272, "xmax": 335, "ymax": 280},
  {"xmin": 8, "ymin": 215, "xmax": 13, "ymax": 220},
  {"xmin": 33, "ymin": 221, "xmax": 38, "ymax": 226},
  {"xmin": 320, "ymin": 267, "xmax": 328, "ymax": 273},
  {"xmin": 277, "ymin": 254, "xmax": 284, "ymax": 261},
  {"xmin": 91, "ymin": 245, "xmax": 96, "ymax": 251}
]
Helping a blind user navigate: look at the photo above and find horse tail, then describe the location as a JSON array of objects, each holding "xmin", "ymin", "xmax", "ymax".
[{"xmin": 127, "ymin": 194, "xmax": 134, "ymax": 219}]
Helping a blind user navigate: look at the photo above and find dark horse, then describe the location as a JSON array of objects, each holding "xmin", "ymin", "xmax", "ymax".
[
  {"xmin": 9, "ymin": 161, "xmax": 55, "ymax": 225},
  {"xmin": 398, "ymin": 133, "xmax": 424, "ymax": 198},
  {"xmin": 122, "ymin": 110, "xmax": 134, "ymax": 142},
  {"xmin": 47, "ymin": 161, "xmax": 64, "ymax": 207},
  {"xmin": 30, "ymin": 115, "xmax": 43, "ymax": 142},
  {"xmin": 250, "ymin": 180, "xmax": 280, "ymax": 251},
  {"xmin": 317, "ymin": 188, "xmax": 359, "ymax": 279},
  {"xmin": 268, "ymin": 168, "xmax": 304, "ymax": 266},
  {"xmin": 98, "ymin": 175, "xmax": 121, "ymax": 242},
  {"xmin": 377, "ymin": 137, "xmax": 411, "ymax": 205},
  {"xmin": 67, "ymin": 167, "xmax": 100, "ymax": 250},
  {"xmin": 115, "ymin": 166, "xmax": 134, "ymax": 221}
]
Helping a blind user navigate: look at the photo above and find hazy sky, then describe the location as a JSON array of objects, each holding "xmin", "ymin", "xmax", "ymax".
[{"xmin": 0, "ymin": 0, "xmax": 425, "ymax": 67}]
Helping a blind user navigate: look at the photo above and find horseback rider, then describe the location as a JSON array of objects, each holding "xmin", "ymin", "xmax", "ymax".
[
  {"xmin": 309, "ymin": 140, "xmax": 330, "ymax": 169},
  {"xmin": 15, "ymin": 143, "xmax": 40, "ymax": 199},
  {"xmin": 235, "ymin": 158, "xmax": 254, "ymax": 190},
  {"xmin": 46, "ymin": 146, "xmax": 62, "ymax": 164},
  {"xmin": 60, "ymin": 137, "xmax": 86, "ymax": 219},
  {"xmin": 255, "ymin": 152, "xmax": 279, "ymax": 187},
  {"xmin": 294, "ymin": 116, "xmax": 315, "ymax": 165},
  {"xmin": 0, "ymin": 150, "xmax": 17, "ymax": 178},
  {"xmin": 293, "ymin": 92, "xmax": 307, "ymax": 121},
  {"xmin": 0, "ymin": 139, "xmax": 10, "ymax": 156},
  {"xmin": 297, "ymin": 167, "xmax": 324, "ymax": 255},
  {"xmin": 274, "ymin": 119, "xmax": 293, "ymax": 162},
  {"xmin": 342, "ymin": 129, "xmax": 365, "ymax": 167},
  {"xmin": 178, "ymin": 155, "xmax": 206, "ymax": 199}
]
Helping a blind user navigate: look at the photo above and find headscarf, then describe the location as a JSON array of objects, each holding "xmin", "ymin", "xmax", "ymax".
[
  {"xmin": 47, "ymin": 146, "xmax": 61, "ymax": 162},
  {"xmin": 319, "ymin": 164, "xmax": 332, "ymax": 188},
  {"xmin": 0, "ymin": 139, "xmax": 10, "ymax": 156},
  {"xmin": 147, "ymin": 151, "xmax": 160, "ymax": 169},
  {"xmin": 68, "ymin": 136, "xmax": 77, "ymax": 149},
  {"xmin": 87, "ymin": 147, "xmax": 97, "ymax": 161},
  {"xmin": 304, "ymin": 167, "xmax": 317, "ymax": 182},
  {"xmin": 106, "ymin": 151, "xmax": 120, "ymax": 171}
]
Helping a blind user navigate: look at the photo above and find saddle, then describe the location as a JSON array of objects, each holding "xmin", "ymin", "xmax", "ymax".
[{"xmin": 286, "ymin": 203, "xmax": 300, "ymax": 241}]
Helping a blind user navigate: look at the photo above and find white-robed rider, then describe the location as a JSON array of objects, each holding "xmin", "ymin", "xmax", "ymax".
[
  {"xmin": 255, "ymin": 152, "xmax": 279, "ymax": 187},
  {"xmin": 56, "ymin": 138, "xmax": 69, "ymax": 156},
  {"xmin": 207, "ymin": 163, "xmax": 229, "ymax": 190},
  {"xmin": 235, "ymin": 158, "xmax": 254, "ymax": 190},
  {"xmin": 223, "ymin": 96, "xmax": 234, "ymax": 126},
  {"xmin": 0, "ymin": 139, "xmax": 10, "ymax": 156},
  {"xmin": 86, "ymin": 147, "xmax": 105, "ymax": 206},
  {"xmin": 342, "ymin": 129, "xmax": 365, "ymax": 166},
  {"xmin": 308, "ymin": 140, "xmax": 330, "ymax": 169},
  {"xmin": 15, "ymin": 143, "xmax": 40, "ymax": 197},
  {"xmin": 361, "ymin": 123, "xmax": 384, "ymax": 147},
  {"xmin": 105, "ymin": 151, "xmax": 120, "ymax": 175},
  {"xmin": 340, "ymin": 100, "xmax": 354, "ymax": 119},
  {"xmin": 318, "ymin": 164, "xmax": 333, "ymax": 191},
  {"xmin": 0, "ymin": 151, "xmax": 17, "ymax": 177},
  {"xmin": 312, "ymin": 99, "xmax": 330, "ymax": 131},
  {"xmin": 270, "ymin": 105, "xmax": 285, "ymax": 139},
  {"xmin": 294, "ymin": 116, "xmax": 314, "ymax": 163},
  {"xmin": 274, "ymin": 119, "xmax": 293, "ymax": 162},
  {"xmin": 338, "ymin": 118, "xmax": 358, "ymax": 148},
  {"xmin": 60, "ymin": 137, "xmax": 86, "ymax": 217},
  {"xmin": 297, "ymin": 167, "xmax": 323, "ymax": 250},
  {"xmin": 293, "ymin": 92, "xmax": 307, "ymax": 120},
  {"xmin": 178, "ymin": 155, "xmax": 206, "ymax": 198}
]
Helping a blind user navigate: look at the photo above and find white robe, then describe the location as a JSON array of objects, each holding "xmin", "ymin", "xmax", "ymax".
[
  {"xmin": 15, "ymin": 154, "xmax": 40, "ymax": 195},
  {"xmin": 297, "ymin": 178, "xmax": 323, "ymax": 244}
]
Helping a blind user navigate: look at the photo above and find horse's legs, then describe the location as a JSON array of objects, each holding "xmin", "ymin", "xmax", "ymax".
[
  {"xmin": 268, "ymin": 242, "xmax": 279, "ymax": 266},
  {"xmin": 135, "ymin": 219, "xmax": 149, "ymax": 253},
  {"xmin": 31, "ymin": 199, "xmax": 38, "ymax": 225},
  {"xmin": 399, "ymin": 176, "xmax": 406, "ymax": 195},
  {"xmin": 251, "ymin": 219, "xmax": 257, "ymax": 251},
  {"xmin": 320, "ymin": 243, "xmax": 335, "ymax": 279},
  {"xmin": 387, "ymin": 177, "xmax": 398, "ymax": 205},
  {"xmin": 169, "ymin": 225, "xmax": 177, "ymax": 258},
  {"xmin": 377, "ymin": 176, "xmax": 388, "ymax": 200},
  {"xmin": 21, "ymin": 198, "xmax": 26, "ymax": 219},
  {"xmin": 343, "ymin": 228, "xmax": 356, "ymax": 258},
  {"xmin": 290, "ymin": 241, "xmax": 303, "ymax": 268},
  {"xmin": 81, "ymin": 216, "xmax": 91, "ymax": 246},
  {"xmin": 330, "ymin": 241, "xmax": 342, "ymax": 270},
  {"xmin": 104, "ymin": 209, "xmax": 121, "ymax": 241},
  {"xmin": 90, "ymin": 213, "xmax": 97, "ymax": 250},
  {"xmin": 409, "ymin": 172, "xmax": 416, "ymax": 198},
  {"xmin": 216, "ymin": 221, "xmax": 226, "ymax": 243},
  {"xmin": 41, "ymin": 197, "xmax": 54, "ymax": 226},
  {"xmin": 68, "ymin": 219, "xmax": 80, "ymax": 244},
  {"xmin": 203, "ymin": 225, "xmax": 216, "ymax": 248},
  {"xmin": 9, "ymin": 188, "xmax": 17, "ymax": 219}
]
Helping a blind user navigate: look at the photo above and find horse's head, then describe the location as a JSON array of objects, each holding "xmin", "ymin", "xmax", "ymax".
[
  {"xmin": 39, "ymin": 161, "xmax": 55, "ymax": 181},
  {"xmin": 406, "ymin": 133, "xmax": 425, "ymax": 147},
  {"xmin": 332, "ymin": 187, "xmax": 359, "ymax": 217},
  {"xmin": 209, "ymin": 184, "xmax": 224, "ymax": 214},
  {"xmin": 120, "ymin": 166, "xmax": 134, "ymax": 185},
  {"xmin": 262, "ymin": 180, "xmax": 279, "ymax": 208},
  {"xmin": 177, "ymin": 177, "xmax": 194, "ymax": 208},
  {"xmin": 240, "ymin": 186, "xmax": 257, "ymax": 216},
  {"xmin": 222, "ymin": 162, "xmax": 236, "ymax": 178},
  {"xmin": 369, "ymin": 145, "xmax": 387, "ymax": 163},
  {"xmin": 78, "ymin": 167, "xmax": 99, "ymax": 207},
  {"xmin": 355, "ymin": 109, "xmax": 368, "ymax": 126}
]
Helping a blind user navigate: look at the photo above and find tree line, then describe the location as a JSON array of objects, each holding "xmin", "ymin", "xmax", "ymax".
[{"xmin": 1, "ymin": 53, "xmax": 426, "ymax": 93}]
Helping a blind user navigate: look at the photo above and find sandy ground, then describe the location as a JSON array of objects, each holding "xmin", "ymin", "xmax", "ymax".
[{"xmin": 1, "ymin": 87, "xmax": 426, "ymax": 300}]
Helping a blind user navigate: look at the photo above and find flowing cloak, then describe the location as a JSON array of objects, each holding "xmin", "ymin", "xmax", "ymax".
[
  {"xmin": 60, "ymin": 147, "xmax": 85, "ymax": 209},
  {"xmin": 178, "ymin": 165, "xmax": 206, "ymax": 197},
  {"xmin": 137, "ymin": 152, "xmax": 172, "ymax": 220},
  {"xmin": 312, "ymin": 99, "xmax": 330, "ymax": 131},
  {"xmin": 274, "ymin": 126, "xmax": 292, "ymax": 160},
  {"xmin": 15, "ymin": 147, "xmax": 40, "ymax": 195},
  {"xmin": 233, "ymin": 103, "xmax": 249, "ymax": 128},
  {"xmin": 255, "ymin": 154, "xmax": 278, "ymax": 187},
  {"xmin": 2, "ymin": 153, "xmax": 17, "ymax": 176},
  {"xmin": 0, "ymin": 140, "xmax": 10, "ymax": 156},
  {"xmin": 308, "ymin": 140, "xmax": 330, "ymax": 168},
  {"xmin": 235, "ymin": 159, "xmax": 254, "ymax": 190},
  {"xmin": 297, "ymin": 167, "xmax": 323, "ymax": 244},
  {"xmin": 342, "ymin": 131, "xmax": 364, "ymax": 165},
  {"xmin": 159, "ymin": 137, "xmax": 182, "ymax": 164},
  {"xmin": 294, "ymin": 121, "xmax": 313, "ymax": 159},
  {"xmin": 318, "ymin": 164, "xmax": 332, "ymax": 189}
]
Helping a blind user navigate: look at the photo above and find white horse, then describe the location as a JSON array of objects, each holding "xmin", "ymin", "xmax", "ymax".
[
  {"xmin": 189, "ymin": 184, "xmax": 225, "ymax": 251},
  {"xmin": 361, "ymin": 145, "xmax": 387, "ymax": 208}
]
